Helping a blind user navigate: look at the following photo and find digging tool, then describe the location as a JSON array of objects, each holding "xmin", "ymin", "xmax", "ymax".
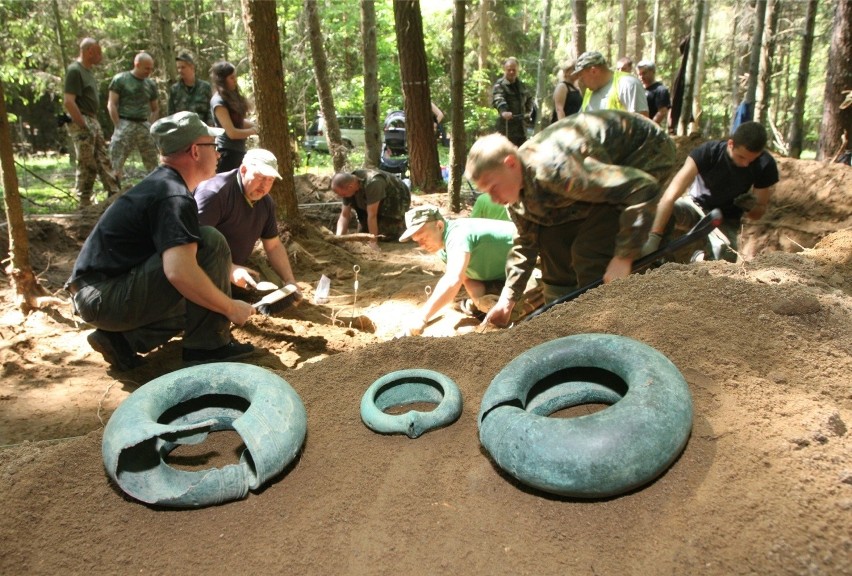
[
  {"xmin": 522, "ymin": 208, "xmax": 723, "ymax": 322},
  {"xmin": 252, "ymin": 284, "xmax": 299, "ymax": 313}
]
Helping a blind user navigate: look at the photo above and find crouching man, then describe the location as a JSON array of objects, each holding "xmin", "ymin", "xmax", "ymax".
[
  {"xmin": 397, "ymin": 205, "xmax": 542, "ymax": 336},
  {"xmin": 65, "ymin": 111, "xmax": 255, "ymax": 371}
]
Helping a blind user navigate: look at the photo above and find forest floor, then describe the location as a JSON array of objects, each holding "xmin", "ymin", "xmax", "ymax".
[{"xmin": 0, "ymin": 146, "xmax": 850, "ymax": 575}]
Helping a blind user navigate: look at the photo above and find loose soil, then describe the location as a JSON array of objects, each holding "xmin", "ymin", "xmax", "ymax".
[{"xmin": 1, "ymin": 150, "xmax": 850, "ymax": 575}]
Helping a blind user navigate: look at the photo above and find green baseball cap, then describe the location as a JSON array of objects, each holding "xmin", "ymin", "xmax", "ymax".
[
  {"xmin": 574, "ymin": 51, "xmax": 607, "ymax": 73},
  {"xmin": 399, "ymin": 205, "xmax": 443, "ymax": 242},
  {"xmin": 150, "ymin": 111, "xmax": 223, "ymax": 155}
]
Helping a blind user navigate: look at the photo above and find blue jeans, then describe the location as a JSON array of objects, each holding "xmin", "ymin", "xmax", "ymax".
[{"xmin": 72, "ymin": 226, "xmax": 234, "ymax": 353}]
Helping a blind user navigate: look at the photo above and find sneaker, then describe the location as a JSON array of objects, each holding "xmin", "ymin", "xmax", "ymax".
[
  {"xmin": 182, "ymin": 339, "xmax": 255, "ymax": 365},
  {"xmin": 87, "ymin": 329, "xmax": 147, "ymax": 372}
]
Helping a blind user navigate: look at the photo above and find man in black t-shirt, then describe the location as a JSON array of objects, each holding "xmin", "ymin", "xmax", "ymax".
[
  {"xmin": 636, "ymin": 60, "xmax": 672, "ymax": 127},
  {"xmin": 66, "ymin": 112, "xmax": 256, "ymax": 371},
  {"xmin": 645, "ymin": 121, "xmax": 779, "ymax": 262}
]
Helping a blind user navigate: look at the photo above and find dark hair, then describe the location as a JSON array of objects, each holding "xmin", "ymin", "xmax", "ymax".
[
  {"xmin": 731, "ymin": 122, "xmax": 768, "ymax": 152},
  {"xmin": 210, "ymin": 61, "xmax": 250, "ymax": 117}
]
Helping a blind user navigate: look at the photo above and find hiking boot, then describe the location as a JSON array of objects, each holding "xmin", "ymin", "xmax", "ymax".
[
  {"xmin": 182, "ymin": 339, "xmax": 255, "ymax": 365},
  {"xmin": 87, "ymin": 329, "xmax": 147, "ymax": 372}
]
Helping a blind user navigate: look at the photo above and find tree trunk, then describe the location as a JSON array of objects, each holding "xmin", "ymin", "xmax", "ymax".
[
  {"xmin": 572, "ymin": 0, "xmax": 587, "ymax": 59},
  {"xmin": 817, "ymin": 0, "xmax": 852, "ymax": 161},
  {"xmin": 651, "ymin": 0, "xmax": 661, "ymax": 61},
  {"xmin": 787, "ymin": 0, "xmax": 817, "ymax": 158},
  {"xmin": 360, "ymin": 1, "xmax": 382, "ymax": 169},
  {"xmin": 151, "ymin": 0, "xmax": 177, "ymax": 86},
  {"xmin": 0, "ymin": 78, "xmax": 51, "ymax": 313},
  {"xmin": 693, "ymin": 0, "xmax": 709, "ymax": 132},
  {"xmin": 755, "ymin": 0, "xmax": 778, "ymax": 127},
  {"xmin": 744, "ymin": 0, "xmax": 767, "ymax": 105},
  {"xmin": 448, "ymin": 0, "xmax": 467, "ymax": 213},
  {"xmin": 393, "ymin": 0, "xmax": 442, "ymax": 192},
  {"xmin": 51, "ymin": 0, "xmax": 67, "ymax": 69},
  {"xmin": 635, "ymin": 0, "xmax": 647, "ymax": 62},
  {"xmin": 618, "ymin": 0, "xmax": 628, "ymax": 60},
  {"xmin": 477, "ymin": 0, "xmax": 493, "ymax": 107},
  {"xmin": 303, "ymin": 0, "xmax": 346, "ymax": 173},
  {"xmin": 241, "ymin": 0, "xmax": 300, "ymax": 223},
  {"xmin": 679, "ymin": 0, "xmax": 703, "ymax": 135},
  {"xmin": 534, "ymin": 0, "xmax": 553, "ymax": 133}
]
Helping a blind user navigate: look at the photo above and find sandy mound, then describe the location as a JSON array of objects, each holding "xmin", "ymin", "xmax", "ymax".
[{"xmin": 0, "ymin": 154, "xmax": 850, "ymax": 574}]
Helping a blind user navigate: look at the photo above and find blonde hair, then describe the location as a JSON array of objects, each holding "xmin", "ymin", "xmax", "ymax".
[{"xmin": 465, "ymin": 133, "xmax": 518, "ymax": 181}]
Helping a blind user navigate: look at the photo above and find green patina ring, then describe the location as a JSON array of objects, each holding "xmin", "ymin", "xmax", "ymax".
[
  {"xmin": 361, "ymin": 369, "xmax": 463, "ymax": 439},
  {"xmin": 478, "ymin": 333, "xmax": 693, "ymax": 498},
  {"xmin": 102, "ymin": 362, "xmax": 307, "ymax": 508}
]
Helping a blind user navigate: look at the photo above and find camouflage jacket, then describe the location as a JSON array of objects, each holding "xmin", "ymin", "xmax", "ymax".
[
  {"xmin": 504, "ymin": 110, "xmax": 676, "ymax": 299},
  {"xmin": 346, "ymin": 169, "xmax": 411, "ymax": 221},
  {"xmin": 168, "ymin": 80, "xmax": 213, "ymax": 124}
]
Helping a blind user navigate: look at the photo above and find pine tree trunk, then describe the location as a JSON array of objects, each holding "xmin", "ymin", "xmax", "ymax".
[
  {"xmin": 360, "ymin": 1, "xmax": 382, "ymax": 169},
  {"xmin": 817, "ymin": 0, "xmax": 852, "ymax": 161},
  {"xmin": 478, "ymin": 0, "xmax": 492, "ymax": 107},
  {"xmin": 0, "ymin": 78, "xmax": 51, "ymax": 313},
  {"xmin": 393, "ymin": 0, "xmax": 441, "ymax": 192},
  {"xmin": 241, "ymin": 0, "xmax": 300, "ymax": 222},
  {"xmin": 303, "ymin": 0, "xmax": 346, "ymax": 173},
  {"xmin": 787, "ymin": 0, "xmax": 817, "ymax": 159},
  {"xmin": 535, "ymin": 0, "xmax": 553, "ymax": 133},
  {"xmin": 448, "ymin": 0, "xmax": 467, "ymax": 213},
  {"xmin": 744, "ymin": 0, "xmax": 767, "ymax": 105},
  {"xmin": 755, "ymin": 0, "xmax": 778, "ymax": 127},
  {"xmin": 679, "ymin": 0, "xmax": 703, "ymax": 135},
  {"xmin": 635, "ymin": 0, "xmax": 647, "ymax": 62},
  {"xmin": 572, "ymin": 0, "xmax": 587, "ymax": 58}
]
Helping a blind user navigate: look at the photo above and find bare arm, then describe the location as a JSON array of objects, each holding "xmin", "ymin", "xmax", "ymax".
[
  {"xmin": 162, "ymin": 243, "xmax": 253, "ymax": 325},
  {"xmin": 653, "ymin": 106, "xmax": 669, "ymax": 126},
  {"xmin": 63, "ymin": 93, "xmax": 87, "ymax": 129},
  {"xmin": 107, "ymin": 91, "xmax": 120, "ymax": 127},
  {"xmin": 213, "ymin": 105, "xmax": 257, "ymax": 140},
  {"xmin": 262, "ymin": 237, "xmax": 297, "ymax": 285},
  {"xmin": 336, "ymin": 205, "xmax": 353, "ymax": 235},
  {"xmin": 416, "ymin": 251, "xmax": 470, "ymax": 326},
  {"xmin": 148, "ymin": 98, "xmax": 159, "ymax": 123},
  {"xmin": 650, "ymin": 157, "xmax": 699, "ymax": 235},
  {"xmin": 366, "ymin": 201, "xmax": 380, "ymax": 248},
  {"xmin": 746, "ymin": 186, "xmax": 773, "ymax": 220},
  {"xmin": 553, "ymin": 83, "xmax": 568, "ymax": 120}
]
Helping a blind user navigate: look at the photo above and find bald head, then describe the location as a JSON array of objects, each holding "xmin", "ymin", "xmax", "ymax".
[
  {"xmin": 132, "ymin": 52, "xmax": 155, "ymax": 78},
  {"xmin": 78, "ymin": 38, "xmax": 102, "ymax": 67}
]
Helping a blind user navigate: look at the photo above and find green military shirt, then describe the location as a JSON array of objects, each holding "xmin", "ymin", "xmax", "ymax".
[
  {"xmin": 504, "ymin": 110, "xmax": 675, "ymax": 299},
  {"xmin": 346, "ymin": 169, "xmax": 411, "ymax": 221},
  {"xmin": 64, "ymin": 61, "xmax": 99, "ymax": 116},
  {"xmin": 168, "ymin": 79, "xmax": 213, "ymax": 124},
  {"xmin": 108, "ymin": 71, "xmax": 158, "ymax": 120}
]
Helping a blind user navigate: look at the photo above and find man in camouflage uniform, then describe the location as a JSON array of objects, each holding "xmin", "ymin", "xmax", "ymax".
[
  {"xmin": 168, "ymin": 53, "xmax": 213, "ymax": 124},
  {"xmin": 465, "ymin": 110, "xmax": 676, "ymax": 326},
  {"xmin": 331, "ymin": 169, "xmax": 411, "ymax": 250},
  {"xmin": 492, "ymin": 57, "xmax": 535, "ymax": 147},
  {"xmin": 107, "ymin": 52, "xmax": 160, "ymax": 183},
  {"xmin": 63, "ymin": 38, "xmax": 120, "ymax": 207}
]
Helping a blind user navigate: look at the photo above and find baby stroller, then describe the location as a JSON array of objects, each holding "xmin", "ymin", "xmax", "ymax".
[{"xmin": 382, "ymin": 110, "xmax": 407, "ymax": 156}]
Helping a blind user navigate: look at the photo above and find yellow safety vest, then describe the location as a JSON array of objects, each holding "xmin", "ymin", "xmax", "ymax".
[{"xmin": 581, "ymin": 71, "xmax": 627, "ymax": 112}]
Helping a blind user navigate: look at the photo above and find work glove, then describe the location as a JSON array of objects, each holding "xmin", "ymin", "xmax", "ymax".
[
  {"xmin": 641, "ymin": 232, "xmax": 663, "ymax": 257},
  {"xmin": 733, "ymin": 192, "xmax": 757, "ymax": 212}
]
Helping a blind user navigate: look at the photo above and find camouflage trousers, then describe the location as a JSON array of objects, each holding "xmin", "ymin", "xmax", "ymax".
[
  {"xmin": 109, "ymin": 118, "xmax": 159, "ymax": 179},
  {"xmin": 67, "ymin": 116, "xmax": 119, "ymax": 206}
]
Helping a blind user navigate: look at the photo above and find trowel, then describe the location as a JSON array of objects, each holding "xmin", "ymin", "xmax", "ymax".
[{"xmin": 252, "ymin": 283, "xmax": 300, "ymax": 310}]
